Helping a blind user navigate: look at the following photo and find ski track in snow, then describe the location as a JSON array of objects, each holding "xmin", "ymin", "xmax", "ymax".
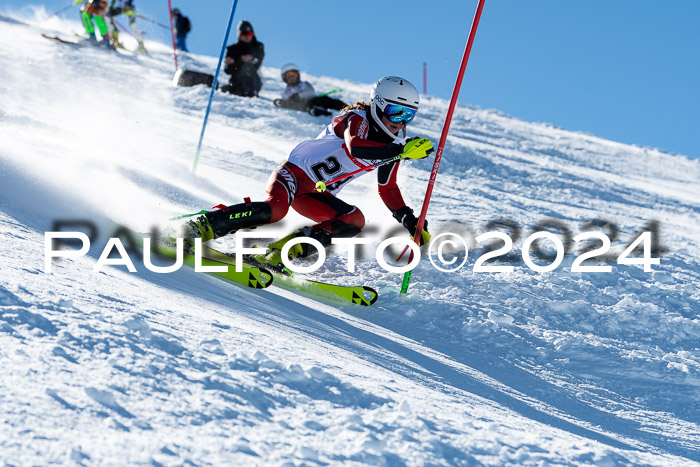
[{"xmin": 1, "ymin": 8, "xmax": 699, "ymax": 466}]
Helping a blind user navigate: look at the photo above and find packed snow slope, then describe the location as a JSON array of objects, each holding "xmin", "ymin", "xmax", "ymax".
[{"xmin": 1, "ymin": 10, "xmax": 699, "ymax": 465}]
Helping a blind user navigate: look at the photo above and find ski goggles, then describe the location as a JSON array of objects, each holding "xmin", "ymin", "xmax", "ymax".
[{"xmin": 383, "ymin": 104, "xmax": 417, "ymax": 124}]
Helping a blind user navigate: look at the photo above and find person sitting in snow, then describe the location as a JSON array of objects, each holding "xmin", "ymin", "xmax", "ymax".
[
  {"xmin": 274, "ymin": 63, "xmax": 347, "ymax": 117},
  {"xmin": 221, "ymin": 20, "xmax": 264, "ymax": 97},
  {"xmin": 182, "ymin": 76, "xmax": 434, "ymax": 272}
]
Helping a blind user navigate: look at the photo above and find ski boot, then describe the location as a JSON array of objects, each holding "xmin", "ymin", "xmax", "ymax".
[
  {"xmin": 180, "ymin": 201, "xmax": 272, "ymax": 251},
  {"xmin": 250, "ymin": 229, "xmax": 311, "ymax": 274},
  {"xmin": 250, "ymin": 224, "xmax": 358, "ymax": 275},
  {"xmin": 180, "ymin": 214, "xmax": 215, "ymax": 252},
  {"xmin": 84, "ymin": 32, "xmax": 98, "ymax": 44},
  {"xmin": 308, "ymin": 106, "xmax": 332, "ymax": 117},
  {"xmin": 110, "ymin": 29, "xmax": 120, "ymax": 46},
  {"xmin": 135, "ymin": 40, "xmax": 148, "ymax": 54},
  {"xmin": 96, "ymin": 34, "xmax": 113, "ymax": 48}
]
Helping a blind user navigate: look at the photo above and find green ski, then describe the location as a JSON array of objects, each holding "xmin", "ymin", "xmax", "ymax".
[
  {"xmin": 270, "ymin": 272, "xmax": 378, "ymax": 307},
  {"xmin": 195, "ymin": 244, "xmax": 377, "ymax": 306},
  {"xmin": 156, "ymin": 241, "xmax": 273, "ymax": 290},
  {"xmin": 236, "ymin": 248, "xmax": 378, "ymax": 307},
  {"xmin": 162, "ymin": 207, "xmax": 378, "ymax": 305}
]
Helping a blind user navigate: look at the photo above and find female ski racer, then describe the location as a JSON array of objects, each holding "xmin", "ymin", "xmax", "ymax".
[{"xmin": 184, "ymin": 76, "xmax": 434, "ymax": 269}]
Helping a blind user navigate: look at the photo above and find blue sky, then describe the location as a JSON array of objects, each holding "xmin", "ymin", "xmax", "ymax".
[{"xmin": 6, "ymin": 0, "xmax": 700, "ymax": 159}]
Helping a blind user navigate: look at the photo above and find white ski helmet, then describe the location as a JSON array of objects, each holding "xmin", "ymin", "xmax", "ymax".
[
  {"xmin": 281, "ymin": 63, "xmax": 300, "ymax": 80},
  {"xmin": 370, "ymin": 76, "xmax": 419, "ymax": 142}
]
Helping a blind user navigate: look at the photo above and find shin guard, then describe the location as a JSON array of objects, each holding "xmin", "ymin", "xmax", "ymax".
[{"xmin": 205, "ymin": 202, "xmax": 272, "ymax": 238}]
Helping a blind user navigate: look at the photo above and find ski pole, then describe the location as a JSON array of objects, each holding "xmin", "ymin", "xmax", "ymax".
[
  {"xmin": 133, "ymin": 13, "xmax": 170, "ymax": 29},
  {"xmin": 167, "ymin": 210, "xmax": 209, "ymax": 221},
  {"xmin": 45, "ymin": 1, "xmax": 78, "ymax": 19},
  {"xmin": 192, "ymin": 0, "xmax": 241, "ymax": 173},
  {"xmin": 167, "ymin": 0, "xmax": 178, "ymax": 71},
  {"xmin": 316, "ymin": 88, "xmax": 342, "ymax": 98},
  {"xmin": 168, "ymin": 204, "xmax": 227, "ymax": 221},
  {"xmin": 400, "ymin": 0, "xmax": 486, "ymax": 295},
  {"xmin": 314, "ymin": 153, "xmax": 404, "ymax": 192},
  {"xmin": 113, "ymin": 19, "xmax": 136, "ymax": 39}
]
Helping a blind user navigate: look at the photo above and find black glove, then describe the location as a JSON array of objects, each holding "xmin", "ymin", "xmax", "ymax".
[
  {"xmin": 108, "ymin": 7, "xmax": 122, "ymax": 16},
  {"xmin": 392, "ymin": 206, "xmax": 429, "ymax": 246}
]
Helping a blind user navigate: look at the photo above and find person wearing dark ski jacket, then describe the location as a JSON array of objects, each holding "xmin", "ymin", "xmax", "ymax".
[
  {"xmin": 274, "ymin": 63, "xmax": 347, "ymax": 117},
  {"xmin": 183, "ymin": 76, "xmax": 434, "ymax": 271},
  {"xmin": 172, "ymin": 8, "xmax": 190, "ymax": 52},
  {"xmin": 221, "ymin": 20, "xmax": 264, "ymax": 97}
]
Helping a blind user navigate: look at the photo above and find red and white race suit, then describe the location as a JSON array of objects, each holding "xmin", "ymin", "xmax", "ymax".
[
  {"xmin": 264, "ymin": 109, "xmax": 408, "ymax": 233},
  {"xmin": 288, "ymin": 110, "xmax": 392, "ymax": 194}
]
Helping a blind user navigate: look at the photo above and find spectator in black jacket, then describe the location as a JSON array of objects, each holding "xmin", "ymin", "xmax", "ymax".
[
  {"xmin": 172, "ymin": 8, "xmax": 190, "ymax": 52},
  {"xmin": 222, "ymin": 20, "xmax": 264, "ymax": 97}
]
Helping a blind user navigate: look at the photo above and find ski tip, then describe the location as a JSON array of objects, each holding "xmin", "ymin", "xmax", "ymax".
[
  {"xmin": 252, "ymin": 268, "xmax": 274, "ymax": 289},
  {"xmin": 354, "ymin": 286, "xmax": 378, "ymax": 306}
]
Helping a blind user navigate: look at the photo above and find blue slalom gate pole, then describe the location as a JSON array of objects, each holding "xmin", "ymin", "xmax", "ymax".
[{"xmin": 192, "ymin": 0, "xmax": 240, "ymax": 173}]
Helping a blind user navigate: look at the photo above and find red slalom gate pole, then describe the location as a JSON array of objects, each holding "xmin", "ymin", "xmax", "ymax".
[
  {"xmin": 167, "ymin": 0, "xmax": 178, "ymax": 71},
  {"xmin": 400, "ymin": 0, "xmax": 486, "ymax": 295}
]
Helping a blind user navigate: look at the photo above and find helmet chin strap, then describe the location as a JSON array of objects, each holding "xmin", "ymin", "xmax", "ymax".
[
  {"xmin": 371, "ymin": 104, "xmax": 408, "ymax": 144},
  {"xmin": 395, "ymin": 127, "xmax": 407, "ymax": 145}
]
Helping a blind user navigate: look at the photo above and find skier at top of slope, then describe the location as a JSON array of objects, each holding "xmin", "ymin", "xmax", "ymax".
[
  {"xmin": 106, "ymin": 0, "xmax": 147, "ymax": 53},
  {"xmin": 79, "ymin": 0, "xmax": 111, "ymax": 46},
  {"xmin": 183, "ymin": 76, "xmax": 434, "ymax": 271}
]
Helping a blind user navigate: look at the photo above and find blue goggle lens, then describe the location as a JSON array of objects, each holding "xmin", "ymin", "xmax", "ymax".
[{"xmin": 383, "ymin": 104, "xmax": 416, "ymax": 124}]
